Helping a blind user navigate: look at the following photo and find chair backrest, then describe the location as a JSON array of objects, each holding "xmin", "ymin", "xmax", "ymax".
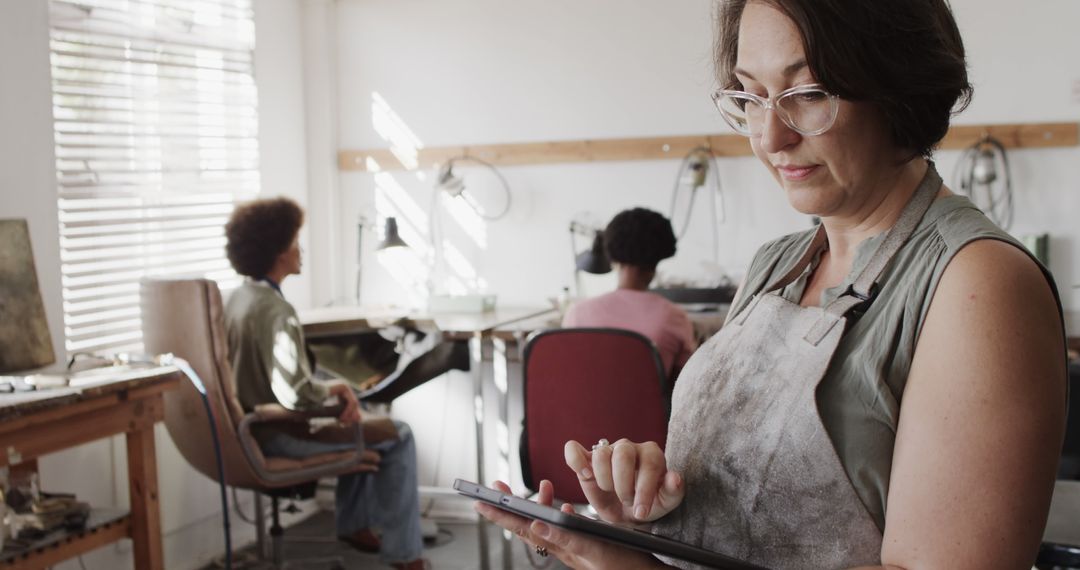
[
  {"xmin": 140, "ymin": 278, "xmax": 268, "ymax": 489},
  {"xmin": 1059, "ymin": 361, "xmax": 1080, "ymax": 479},
  {"xmin": 522, "ymin": 328, "xmax": 669, "ymax": 503}
]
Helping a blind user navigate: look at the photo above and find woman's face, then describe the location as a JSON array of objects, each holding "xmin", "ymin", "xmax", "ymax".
[
  {"xmin": 735, "ymin": 1, "xmax": 901, "ymax": 217},
  {"xmin": 278, "ymin": 233, "xmax": 302, "ymax": 276}
]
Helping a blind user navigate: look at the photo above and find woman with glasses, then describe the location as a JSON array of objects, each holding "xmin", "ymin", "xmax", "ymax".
[{"xmin": 478, "ymin": 1, "xmax": 1068, "ymax": 569}]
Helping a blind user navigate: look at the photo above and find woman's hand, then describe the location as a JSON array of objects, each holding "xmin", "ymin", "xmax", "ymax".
[
  {"xmin": 474, "ymin": 480, "xmax": 667, "ymax": 570},
  {"xmin": 565, "ymin": 439, "xmax": 684, "ymax": 523},
  {"xmin": 327, "ymin": 382, "xmax": 362, "ymax": 425}
]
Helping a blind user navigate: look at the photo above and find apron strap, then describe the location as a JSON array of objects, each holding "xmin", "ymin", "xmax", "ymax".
[
  {"xmin": 733, "ymin": 227, "xmax": 828, "ymax": 327},
  {"xmin": 763, "ymin": 225, "xmax": 829, "ymax": 295},
  {"xmin": 804, "ymin": 163, "xmax": 943, "ymax": 345}
]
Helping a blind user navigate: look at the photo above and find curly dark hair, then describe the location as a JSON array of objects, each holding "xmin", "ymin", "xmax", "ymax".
[
  {"xmin": 603, "ymin": 208, "xmax": 677, "ymax": 271},
  {"xmin": 224, "ymin": 197, "xmax": 304, "ymax": 278},
  {"xmin": 716, "ymin": 0, "xmax": 972, "ymax": 158}
]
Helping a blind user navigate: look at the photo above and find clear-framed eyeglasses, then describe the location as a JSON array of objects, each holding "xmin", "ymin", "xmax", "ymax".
[{"xmin": 711, "ymin": 84, "xmax": 840, "ymax": 137}]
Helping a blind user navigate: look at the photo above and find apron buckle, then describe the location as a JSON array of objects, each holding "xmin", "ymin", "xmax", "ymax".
[{"xmin": 842, "ymin": 282, "xmax": 879, "ymax": 316}]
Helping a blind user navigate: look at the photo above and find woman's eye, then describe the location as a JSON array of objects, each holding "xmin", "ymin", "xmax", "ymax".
[{"xmin": 794, "ymin": 91, "xmax": 826, "ymax": 103}]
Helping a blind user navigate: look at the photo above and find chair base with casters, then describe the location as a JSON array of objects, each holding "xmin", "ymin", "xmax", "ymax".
[{"xmin": 250, "ymin": 484, "xmax": 346, "ymax": 570}]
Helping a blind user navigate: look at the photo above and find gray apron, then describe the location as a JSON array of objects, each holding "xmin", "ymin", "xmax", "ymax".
[{"xmin": 654, "ymin": 166, "xmax": 943, "ymax": 570}]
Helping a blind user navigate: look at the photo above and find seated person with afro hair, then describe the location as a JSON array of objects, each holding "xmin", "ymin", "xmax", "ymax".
[
  {"xmin": 563, "ymin": 207, "xmax": 697, "ymax": 379},
  {"xmin": 223, "ymin": 197, "xmax": 426, "ymax": 570}
]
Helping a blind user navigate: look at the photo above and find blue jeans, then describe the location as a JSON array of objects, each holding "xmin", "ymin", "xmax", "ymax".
[{"xmin": 258, "ymin": 420, "xmax": 423, "ymax": 564}]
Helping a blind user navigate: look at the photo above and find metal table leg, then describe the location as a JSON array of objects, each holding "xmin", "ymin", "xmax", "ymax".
[
  {"xmin": 494, "ymin": 337, "xmax": 513, "ymax": 570},
  {"xmin": 471, "ymin": 332, "xmax": 491, "ymax": 570}
]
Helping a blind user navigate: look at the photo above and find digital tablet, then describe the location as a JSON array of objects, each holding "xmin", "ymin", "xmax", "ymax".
[{"xmin": 455, "ymin": 479, "xmax": 769, "ymax": 570}]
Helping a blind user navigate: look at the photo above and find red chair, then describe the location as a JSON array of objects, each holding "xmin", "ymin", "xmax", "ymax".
[{"xmin": 521, "ymin": 328, "xmax": 670, "ymax": 504}]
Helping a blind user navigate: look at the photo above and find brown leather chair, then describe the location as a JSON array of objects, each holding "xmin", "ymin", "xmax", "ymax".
[{"xmin": 140, "ymin": 278, "xmax": 378, "ymax": 568}]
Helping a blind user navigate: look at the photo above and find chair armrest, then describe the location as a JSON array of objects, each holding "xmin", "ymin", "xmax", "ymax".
[
  {"xmin": 236, "ymin": 409, "xmax": 371, "ymax": 485},
  {"xmin": 360, "ymin": 449, "xmax": 381, "ymax": 468},
  {"xmin": 251, "ymin": 402, "xmax": 345, "ymax": 422}
]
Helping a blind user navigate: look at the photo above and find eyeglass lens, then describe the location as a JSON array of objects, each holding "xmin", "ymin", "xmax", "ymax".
[{"xmin": 716, "ymin": 89, "xmax": 834, "ymax": 136}]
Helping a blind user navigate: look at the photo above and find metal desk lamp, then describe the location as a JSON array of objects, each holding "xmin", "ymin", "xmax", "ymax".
[{"xmin": 569, "ymin": 221, "xmax": 612, "ymax": 295}]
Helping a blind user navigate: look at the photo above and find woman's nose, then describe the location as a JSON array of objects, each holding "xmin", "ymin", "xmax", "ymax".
[{"xmin": 757, "ymin": 108, "xmax": 801, "ymax": 154}]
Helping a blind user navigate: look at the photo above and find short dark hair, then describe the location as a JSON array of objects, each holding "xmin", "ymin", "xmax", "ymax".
[
  {"xmin": 716, "ymin": 0, "xmax": 972, "ymax": 158},
  {"xmin": 603, "ymin": 208, "xmax": 677, "ymax": 271},
  {"xmin": 225, "ymin": 197, "xmax": 304, "ymax": 278}
]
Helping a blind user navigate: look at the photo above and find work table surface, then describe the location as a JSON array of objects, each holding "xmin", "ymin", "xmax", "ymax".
[{"xmin": 0, "ymin": 366, "xmax": 180, "ymax": 422}]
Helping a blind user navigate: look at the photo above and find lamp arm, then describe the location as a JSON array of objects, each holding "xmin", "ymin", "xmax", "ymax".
[
  {"xmin": 570, "ymin": 227, "xmax": 582, "ymax": 296},
  {"xmin": 443, "ymin": 155, "xmax": 513, "ymax": 221}
]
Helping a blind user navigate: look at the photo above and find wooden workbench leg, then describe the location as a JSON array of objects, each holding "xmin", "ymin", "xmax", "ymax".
[{"xmin": 127, "ymin": 424, "xmax": 164, "ymax": 570}]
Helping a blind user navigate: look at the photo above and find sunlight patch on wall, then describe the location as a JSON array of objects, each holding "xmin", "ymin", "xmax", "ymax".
[
  {"xmin": 371, "ymin": 91, "xmax": 424, "ymax": 171},
  {"xmin": 375, "ymin": 246, "xmax": 430, "ymax": 307},
  {"xmin": 439, "ymin": 191, "xmax": 488, "ymax": 250},
  {"xmin": 440, "ymin": 240, "xmax": 482, "ymax": 292}
]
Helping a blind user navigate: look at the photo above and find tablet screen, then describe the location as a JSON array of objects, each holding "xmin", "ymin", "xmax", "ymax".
[{"xmin": 455, "ymin": 479, "xmax": 769, "ymax": 570}]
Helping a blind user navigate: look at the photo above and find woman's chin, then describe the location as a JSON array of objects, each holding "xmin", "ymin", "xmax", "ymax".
[{"xmin": 783, "ymin": 187, "xmax": 834, "ymax": 217}]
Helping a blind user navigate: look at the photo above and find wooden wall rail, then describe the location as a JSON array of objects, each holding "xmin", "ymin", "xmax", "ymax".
[{"xmin": 338, "ymin": 121, "xmax": 1078, "ymax": 173}]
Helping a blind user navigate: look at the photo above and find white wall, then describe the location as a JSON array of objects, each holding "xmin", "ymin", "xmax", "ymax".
[
  {"xmin": 0, "ymin": 0, "xmax": 66, "ymax": 371},
  {"xmin": 323, "ymin": 0, "xmax": 1080, "ymax": 503},
  {"xmin": 0, "ymin": 0, "xmax": 318, "ymax": 567},
  {"xmin": 256, "ymin": 0, "xmax": 317, "ymax": 308},
  {"xmin": 336, "ymin": 0, "xmax": 802, "ymax": 309},
  {"xmin": 334, "ymin": 0, "xmax": 1080, "ymax": 313}
]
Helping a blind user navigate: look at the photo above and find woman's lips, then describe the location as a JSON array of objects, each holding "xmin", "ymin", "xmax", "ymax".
[{"xmin": 776, "ymin": 164, "xmax": 819, "ymax": 181}]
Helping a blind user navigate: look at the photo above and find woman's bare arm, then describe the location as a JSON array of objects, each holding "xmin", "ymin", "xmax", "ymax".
[{"xmin": 873, "ymin": 239, "xmax": 1066, "ymax": 569}]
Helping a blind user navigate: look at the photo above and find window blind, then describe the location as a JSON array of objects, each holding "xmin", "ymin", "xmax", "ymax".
[{"xmin": 49, "ymin": 0, "xmax": 259, "ymax": 355}]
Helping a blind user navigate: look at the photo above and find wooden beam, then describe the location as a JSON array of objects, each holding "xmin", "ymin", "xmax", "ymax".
[{"xmin": 338, "ymin": 121, "xmax": 1078, "ymax": 172}]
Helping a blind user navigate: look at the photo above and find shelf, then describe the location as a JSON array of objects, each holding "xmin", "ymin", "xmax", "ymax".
[
  {"xmin": 0, "ymin": 508, "xmax": 130, "ymax": 569},
  {"xmin": 338, "ymin": 121, "xmax": 1079, "ymax": 172}
]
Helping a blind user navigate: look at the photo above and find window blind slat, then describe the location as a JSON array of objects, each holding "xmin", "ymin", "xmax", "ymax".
[
  {"xmin": 51, "ymin": 0, "xmax": 257, "ymax": 355},
  {"xmin": 62, "ymin": 258, "xmax": 233, "ymax": 291},
  {"xmin": 66, "ymin": 295, "xmax": 140, "ymax": 318},
  {"xmin": 66, "ymin": 306, "xmax": 142, "ymax": 327},
  {"xmin": 62, "ymin": 241, "xmax": 226, "ymax": 265},
  {"xmin": 63, "ymin": 249, "xmax": 229, "ymax": 278},
  {"xmin": 58, "ymin": 216, "xmax": 243, "ymax": 239}
]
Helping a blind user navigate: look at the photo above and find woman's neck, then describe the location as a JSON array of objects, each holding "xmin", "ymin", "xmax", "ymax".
[
  {"xmin": 820, "ymin": 158, "xmax": 930, "ymax": 263},
  {"xmin": 263, "ymin": 268, "xmax": 288, "ymax": 288},
  {"xmin": 617, "ymin": 265, "xmax": 655, "ymax": 291}
]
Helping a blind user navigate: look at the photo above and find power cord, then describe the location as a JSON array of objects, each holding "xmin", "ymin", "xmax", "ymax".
[
  {"xmin": 166, "ymin": 355, "xmax": 233, "ymax": 570},
  {"xmin": 953, "ymin": 135, "xmax": 1014, "ymax": 230},
  {"xmin": 64, "ymin": 353, "xmax": 233, "ymax": 568},
  {"xmin": 669, "ymin": 146, "xmax": 725, "ymax": 262}
]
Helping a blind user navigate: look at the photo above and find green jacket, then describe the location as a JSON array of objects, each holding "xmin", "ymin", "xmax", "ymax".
[{"xmin": 223, "ymin": 280, "xmax": 332, "ymax": 411}]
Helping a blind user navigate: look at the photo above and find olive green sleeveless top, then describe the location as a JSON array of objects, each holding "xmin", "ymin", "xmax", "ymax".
[{"xmin": 727, "ymin": 194, "xmax": 1060, "ymax": 531}]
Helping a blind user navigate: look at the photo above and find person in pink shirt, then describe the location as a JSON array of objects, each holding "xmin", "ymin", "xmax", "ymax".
[{"xmin": 563, "ymin": 208, "xmax": 697, "ymax": 379}]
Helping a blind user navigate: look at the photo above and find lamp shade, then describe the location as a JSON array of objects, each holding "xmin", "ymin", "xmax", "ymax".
[
  {"xmin": 575, "ymin": 232, "xmax": 612, "ymax": 274},
  {"xmin": 377, "ymin": 217, "xmax": 409, "ymax": 250}
]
